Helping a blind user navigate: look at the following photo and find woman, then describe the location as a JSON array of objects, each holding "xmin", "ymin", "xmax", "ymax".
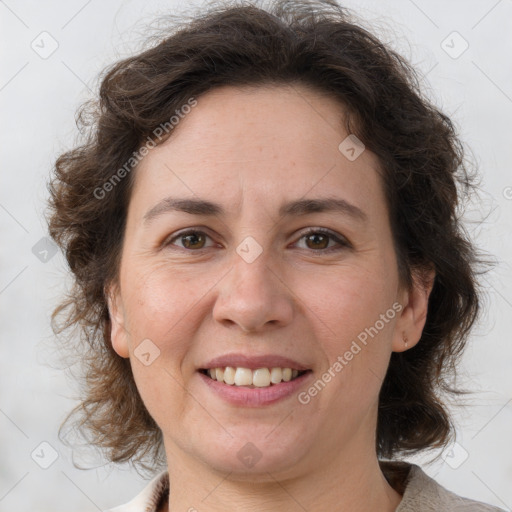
[{"xmin": 47, "ymin": 1, "xmax": 504, "ymax": 510}]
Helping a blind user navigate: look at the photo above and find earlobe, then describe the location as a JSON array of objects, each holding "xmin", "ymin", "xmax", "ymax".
[
  {"xmin": 392, "ymin": 266, "xmax": 436, "ymax": 352},
  {"xmin": 105, "ymin": 282, "xmax": 130, "ymax": 358}
]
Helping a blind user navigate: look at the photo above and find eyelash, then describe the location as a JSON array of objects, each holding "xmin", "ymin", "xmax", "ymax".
[{"xmin": 164, "ymin": 227, "xmax": 350, "ymax": 254}]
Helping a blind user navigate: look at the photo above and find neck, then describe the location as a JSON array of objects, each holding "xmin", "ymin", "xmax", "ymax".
[{"xmin": 163, "ymin": 443, "xmax": 403, "ymax": 511}]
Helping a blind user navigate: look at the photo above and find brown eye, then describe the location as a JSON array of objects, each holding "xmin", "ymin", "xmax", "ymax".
[
  {"xmin": 304, "ymin": 232, "xmax": 330, "ymax": 250},
  {"xmin": 181, "ymin": 232, "xmax": 206, "ymax": 249},
  {"xmin": 166, "ymin": 230, "xmax": 212, "ymax": 250},
  {"xmin": 296, "ymin": 228, "xmax": 350, "ymax": 253}
]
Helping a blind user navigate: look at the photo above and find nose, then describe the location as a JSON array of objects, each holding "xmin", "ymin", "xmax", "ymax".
[{"xmin": 212, "ymin": 248, "xmax": 294, "ymax": 333}]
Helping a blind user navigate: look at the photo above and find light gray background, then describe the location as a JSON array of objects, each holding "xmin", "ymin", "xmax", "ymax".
[{"xmin": 1, "ymin": 0, "xmax": 511, "ymax": 510}]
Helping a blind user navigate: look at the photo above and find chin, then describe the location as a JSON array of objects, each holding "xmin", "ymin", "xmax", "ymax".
[{"xmin": 190, "ymin": 428, "xmax": 312, "ymax": 479}]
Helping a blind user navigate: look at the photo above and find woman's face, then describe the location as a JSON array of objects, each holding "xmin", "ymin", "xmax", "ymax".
[{"xmin": 108, "ymin": 84, "xmax": 430, "ymax": 480}]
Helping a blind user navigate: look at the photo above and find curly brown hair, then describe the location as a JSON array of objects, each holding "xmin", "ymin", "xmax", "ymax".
[{"xmin": 47, "ymin": 0, "xmax": 489, "ymax": 477}]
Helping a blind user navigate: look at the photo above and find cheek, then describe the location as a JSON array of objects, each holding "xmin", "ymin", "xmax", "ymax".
[
  {"xmin": 307, "ymin": 262, "xmax": 395, "ymax": 332},
  {"xmin": 122, "ymin": 266, "xmax": 201, "ymax": 427},
  {"xmin": 299, "ymin": 260, "xmax": 398, "ymax": 381},
  {"xmin": 122, "ymin": 263, "xmax": 200, "ymax": 343}
]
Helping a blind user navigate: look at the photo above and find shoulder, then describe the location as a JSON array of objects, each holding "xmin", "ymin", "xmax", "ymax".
[
  {"xmin": 102, "ymin": 470, "xmax": 169, "ymax": 512},
  {"xmin": 395, "ymin": 463, "xmax": 506, "ymax": 512}
]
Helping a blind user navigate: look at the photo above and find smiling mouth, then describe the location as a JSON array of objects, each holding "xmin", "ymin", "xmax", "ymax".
[{"xmin": 199, "ymin": 367, "xmax": 311, "ymax": 388}]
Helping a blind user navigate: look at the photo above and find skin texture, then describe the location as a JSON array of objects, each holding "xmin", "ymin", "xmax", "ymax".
[{"xmin": 107, "ymin": 84, "xmax": 435, "ymax": 511}]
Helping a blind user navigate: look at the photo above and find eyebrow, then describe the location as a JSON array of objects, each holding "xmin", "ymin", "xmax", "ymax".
[{"xmin": 143, "ymin": 196, "xmax": 368, "ymax": 224}]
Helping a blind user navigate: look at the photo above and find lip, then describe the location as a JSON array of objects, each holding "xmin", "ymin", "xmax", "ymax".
[
  {"xmin": 198, "ymin": 370, "xmax": 313, "ymax": 407},
  {"xmin": 200, "ymin": 353, "xmax": 310, "ymax": 371}
]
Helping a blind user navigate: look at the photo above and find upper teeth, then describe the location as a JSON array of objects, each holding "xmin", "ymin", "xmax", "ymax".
[{"xmin": 206, "ymin": 367, "xmax": 300, "ymax": 387}]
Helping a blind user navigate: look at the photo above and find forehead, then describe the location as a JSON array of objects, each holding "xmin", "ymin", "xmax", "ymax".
[{"xmin": 130, "ymin": 84, "xmax": 386, "ymax": 220}]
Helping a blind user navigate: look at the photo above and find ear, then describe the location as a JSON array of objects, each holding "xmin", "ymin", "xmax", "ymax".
[
  {"xmin": 105, "ymin": 281, "xmax": 130, "ymax": 358},
  {"xmin": 392, "ymin": 266, "xmax": 436, "ymax": 352}
]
